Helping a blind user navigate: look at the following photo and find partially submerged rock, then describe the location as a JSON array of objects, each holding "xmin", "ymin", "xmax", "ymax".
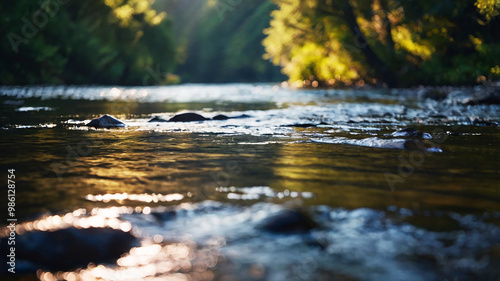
[
  {"xmin": 226, "ymin": 114, "xmax": 251, "ymax": 119},
  {"xmin": 284, "ymin": 122, "xmax": 329, "ymax": 128},
  {"xmin": 86, "ymin": 114, "xmax": 125, "ymax": 128},
  {"xmin": 212, "ymin": 114, "xmax": 229, "ymax": 120},
  {"xmin": 1, "ymin": 227, "xmax": 136, "ymax": 272},
  {"xmin": 257, "ymin": 209, "xmax": 318, "ymax": 234},
  {"xmin": 168, "ymin": 113, "xmax": 209, "ymax": 122}
]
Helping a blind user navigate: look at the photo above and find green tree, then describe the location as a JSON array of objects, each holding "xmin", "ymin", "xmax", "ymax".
[
  {"xmin": 1, "ymin": 0, "xmax": 177, "ymax": 85},
  {"xmin": 263, "ymin": 0, "xmax": 500, "ymax": 87},
  {"xmin": 163, "ymin": 0, "xmax": 285, "ymax": 83}
]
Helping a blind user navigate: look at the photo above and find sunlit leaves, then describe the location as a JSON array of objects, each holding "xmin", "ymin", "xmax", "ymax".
[
  {"xmin": 104, "ymin": 0, "xmax": 167, "ymax": 27},
  {"xmin": 263, "ymin": 0, "xmax": 361, "ymax": 85},
  {"xmin": 264, "ymin": 0, "xmax": 500, "ymax": 86},
  {"xmin": 392, "ymin": 25, "xmax": 435, "ymax": 60},
  {"xmin": 475, "ymin": 0, "xmax": 500, "ymax": 22}
]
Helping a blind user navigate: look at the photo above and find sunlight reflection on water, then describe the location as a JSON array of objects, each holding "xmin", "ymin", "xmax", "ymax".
[{"xmin": 1, "ymin": 84, "xmax": 500, "ymax": 280}]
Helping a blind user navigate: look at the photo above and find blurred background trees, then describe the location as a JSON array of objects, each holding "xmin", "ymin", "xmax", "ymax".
[
  {"xmin": 159, "ymin": 0, "xmax": 285, "ymax": 83},
  {"xmin": 1, "ymin": 0, "xmax": 176, "ymax": 85},
  {"xmin": 1, "ymin": 0, "xmax": 499, "ymax": 86},
  {"xmin": 263, "ymin": 0, "xmax": 500, "ymax": 87}
]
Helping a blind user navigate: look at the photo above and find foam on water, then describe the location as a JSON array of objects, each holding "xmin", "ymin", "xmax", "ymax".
[
  {"xmin": 125, "ymin": 202, "xmax": 500, "ymax": 281},
  {"xmin": 8, "ymin": 199, "xmax": 496, "ymax": 281}
]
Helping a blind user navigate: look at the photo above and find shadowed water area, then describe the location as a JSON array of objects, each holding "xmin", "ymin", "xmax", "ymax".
[{"xmin": 1, "ymin": 84, "xmax": 500, "ymax": 281}]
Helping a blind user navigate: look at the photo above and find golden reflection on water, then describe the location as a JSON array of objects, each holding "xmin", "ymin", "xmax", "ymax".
[
  {"xmin": 85, "ymin": 192, "xmax": 185, "ymax": 203},
  {"xmin": 270, "ymin": 141, "xmax": 500, "ymax": 211},
  {"xmin": 37, "ymin": 239, "xmax": 220, "ymax": 281},
  {"xmin": 0, "ymin": 206, "xmax": 133, "ymax": 236},
  {"xmin": 1, "ymin": 202, "xmax": 222, "ymax": 281}
]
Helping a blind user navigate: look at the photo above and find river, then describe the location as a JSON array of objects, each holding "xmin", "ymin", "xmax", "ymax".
[{"xmin": 1, "ymin": 83, "xmax": 500, "ymax": 280}]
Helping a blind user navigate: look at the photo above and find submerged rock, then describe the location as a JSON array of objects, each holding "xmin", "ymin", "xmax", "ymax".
[
  {"xmin": 1, "ymin": 227, "xmax": 136, "ymax": 272},
  {"xmin": 284, "ymin": 122, "xmax": 328, "ymax": 128},
  {"xmin": 257, "ymin": 209, "xmax": 318, "ymax": 234},
  {"xmin": 416, "ymin": 88, "xmax": 449, "ymax": 101},
  {"xmin": 285, "ymin": 123, "xmax": 318, "ymax": 128},
  {"xmin": 392, "ymin": 127, "xmax": 432, "ymax": 139},
  {"xmin": 212, "ymin": 114, "xmax": 251, "ymax": 120},
  {"xmin": 86, "ymin": 114, "xmax": 125, "ymax": 128},
  {"xmin": 168, "ymin": 113, "xmax": 208, "ymax": 122},
  {"xmin": 228, "ymin": 114, "xmax": 251, "ymax": 119}
]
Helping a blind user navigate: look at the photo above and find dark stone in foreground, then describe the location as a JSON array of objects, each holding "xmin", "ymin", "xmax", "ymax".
[
  {"xmin": 257, "ymin": 209, "xmax": 318, "ymax": 234},
  {"xmin": 1, "ymin": 227, "xmax": 136, "ymax": 272},
  {"xmin": 86, "ymin": 114, "xmax": 126, "ymax": 128},
  {"xmin": 168, "ymin": 113, "xmax": 209, "ymax": 122}
]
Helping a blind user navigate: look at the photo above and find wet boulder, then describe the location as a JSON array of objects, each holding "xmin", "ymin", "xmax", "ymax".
[
  {"xmin": 86, "ymin": 114, "xmax": 125, "ymax": 128},
  {"xmin": 1, "ymin": 227, "xmax": 136, "ymax": 272},
  {"xmin": 212, "ymin": 114, "xmax": 252, "ymax": 120},
  {"xmin": 257, "ymin": 209, "xmax": 318, "ymax": 234},
  {"xmin": 403, "ymin": 139, "xmax": 442, "ymax": 152},
  {"xmin": 168, "ymin": 113, "xmax": 208, "ymax": 122},
  {"xmin": 148, "ymin": 113, "xmax": 251, "ymax": 122}
]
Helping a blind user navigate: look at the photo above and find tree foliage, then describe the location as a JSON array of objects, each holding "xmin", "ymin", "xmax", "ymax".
[
  {"xmin": 1, "ymin": 0, "xmax": 177, "ymax": 85},
  {"xmin": 3, "ymin": 0, "xmax": 499, "ymax": 86},
  {"xmin": 263, "ymin": 0, "xmax": 500, "ymax": 87},
  {"xmin": 163, "ymin": 0, "xmax": 285, "ymax": 83}
]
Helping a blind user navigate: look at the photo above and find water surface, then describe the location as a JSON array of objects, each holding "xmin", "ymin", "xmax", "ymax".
[{"xmin": 1, "ymin": 84, "xmax": 499, "ymax": 281}]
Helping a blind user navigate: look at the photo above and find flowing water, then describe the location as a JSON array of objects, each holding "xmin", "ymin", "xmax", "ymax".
[{"xmin": 0, "ymin": 84, "xmax": 499, "ymax": 281}]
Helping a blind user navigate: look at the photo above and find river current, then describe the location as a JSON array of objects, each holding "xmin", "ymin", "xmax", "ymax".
[{"xmin": 0, "ymin": 83, "xmax": 499, "ymax": 280}]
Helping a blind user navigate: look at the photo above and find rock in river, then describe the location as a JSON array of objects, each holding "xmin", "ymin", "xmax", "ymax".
[
  {"xmin": 257, "ymin": 209, "xmax": 318, "ymax": 234},
  {"xmin": 212, "ymin": 114, "xmax": 230, "ymax": 120},
  {"xmin": 168, "ymin": 113, "xmax": 208, "ymax": 122},
  {"xmin": 0, "ymin": 227, "xmax": 136, "ymax": 272},
  {"xmin": 86, "ymin": 114, "xmax": 126, "ymax": 128},
  {"xmin": 212, "ymin": 114, "xmax": 251, "ymax": 120},
  {"xmin": 148, "ymin": 113, "xmax": 252, "ymax": 122},
  {"xmin": 392, "ymin": 127, "xmax": 432, "ymax": 139}
]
